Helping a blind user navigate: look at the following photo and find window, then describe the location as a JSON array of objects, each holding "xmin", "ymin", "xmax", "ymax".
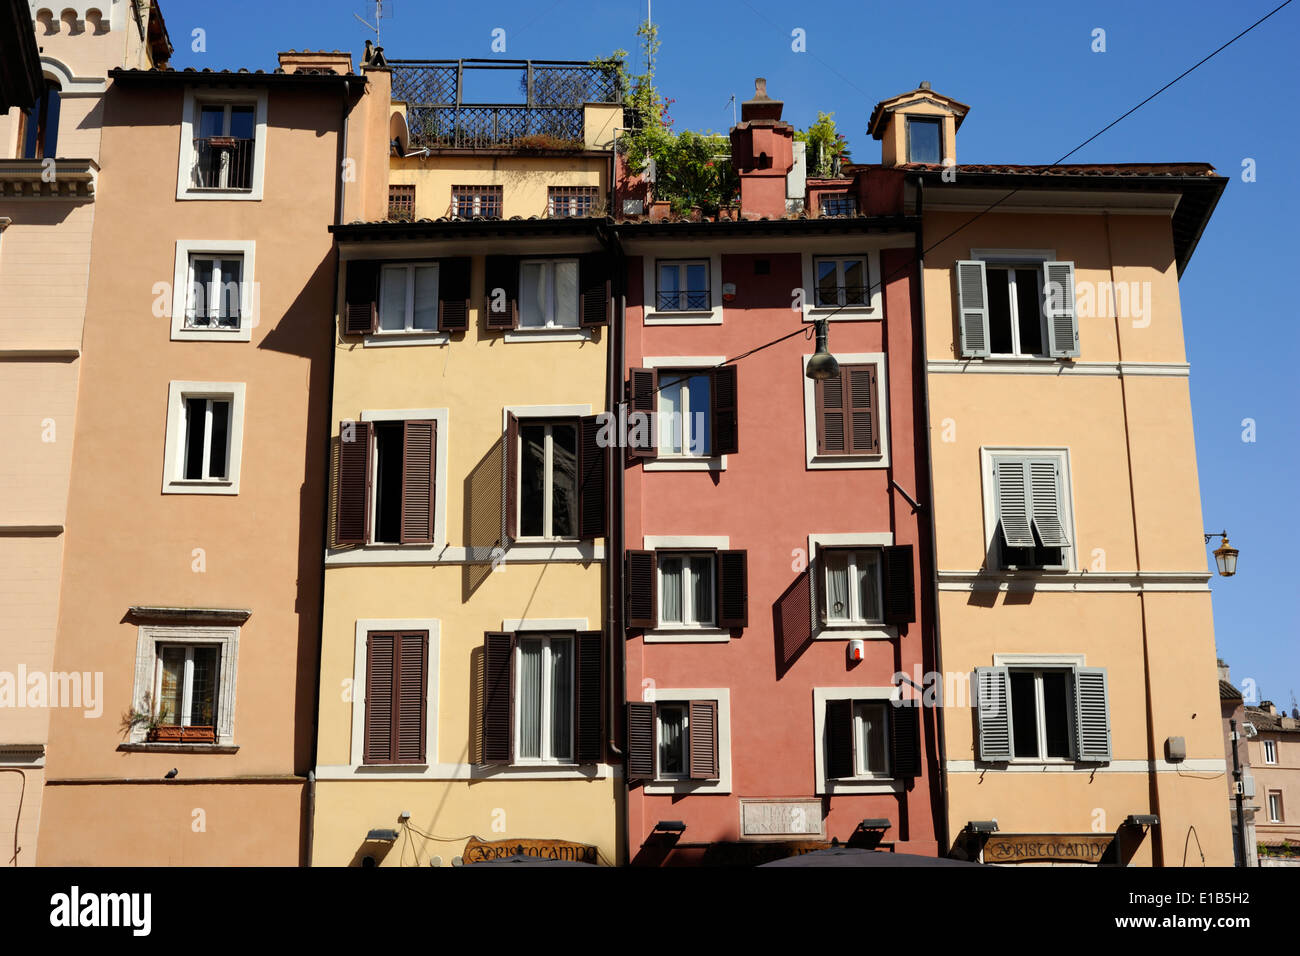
[
  {"xmin": 819, "ymin": 192, "xmax": 857, "ymax": 217},
  {"xmin": 628, "ymin": 364, "xmax": 738, "ymax": 464},
  {"xmin": 452, "ymin": 184, "xmax": 502, "ymax": 219},
  {"xmin": 990, "ymin": 453, "xmax": 1072, "ymax": 570},
  {"xmin": 162, "ymin": 381, "xmax": 246, "ymax": 495},
  {"xmin": 378, "ymin": 262, "xmax": 439, "ymax": 332},
  {"xmin": 1268, "ymin": 791, "xmax": 1284, "ymax": 823},
  {"xmin": 822, "ymin": 548, "xmax": 882, "ymax": 625},
  {"xmin": 657, "ymin": 371, "xmax": 712, "ymax": 457},
  {"xmin": 363, "ymin": 631, "xmax": 428, "ymax": 764},
  {"xmin": 153, "ymin": 644, "xmax": 221, "ymax": 741},
  {"xmin": 975, "ymin": 664, "xmax": 1111, "ymax": 764},
  {"xmin": 658, "ymin": 552, "xmax": 716, "ymax": 627},
  {"xmin": 814, "ymin": 363, "xmax": 880, "ymax": 457},
  {"xmin": 656, "ymin": 260, "xmax": 710, "ymax": 312},
  {"xmin": 515, "ymin": 634, "xmax": 575, "ymax": 763},
  {"xmin": 818, "ymin": 690, "xmax": 919, "ymax": 790},
  {"xmin": 1009, "ymin": 668, "xmax": 1073, "ymax": 759},
  {"xmin": 626, "ymin": 699, "xmax": 720, "ymax": 782},
  {"xmin": 519, "ymin": 420, "xmax": 579, "ymax": 539},
  {"xmin": 906, "ymin": 117, "xmax": 942, "ymax": 164},
  {"xmin": 1264, "ymin": 739, "xmax": 1277, "ymax": 764},
  {"xmin": 20, "ymin": 78, "xmax": 60, "ymax": 159},
  {"xmin": 656, "ymin": 703, "xmax": 690, "ymax": 779},
  {"xmin": 519, "ymin": 259, "xmax": 579, "ymax": 329},
  {"xmin": 814, "ymin": 256, "xmax": 869, "ymax": 307},
  {"xmin": 334, "ymin": 415, "xmax": 441, "ymax": 547},
  {"xmin": 825, "ymin": 701, "xmax": 890, "ymax": 777},
  {"xmin": 985, "ymin": 265, "xmax": 1045, "ymax": 356},
  {"xmin": 389, "ymin": 183, "xmax": 416, "ymax": 221},
  {"xmin": 192, "ymin": 102, "xmax": 256, "ymax": 190},
  {"xmin": 955, "ymin": 257, "xmax": 1078, "ymax": 359},
  {"xmin": 129, "ymin": 624, "xmax": 240, "ymax": 746},
  {"xmin": 186, "ymin": 254, "xmax": 243, "ymax": 330},
  {"xmin": 548, "ymin": 186, "xmax": 599, "ymax": 218}
]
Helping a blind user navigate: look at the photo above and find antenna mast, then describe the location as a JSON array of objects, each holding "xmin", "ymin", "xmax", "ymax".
[{"xmin": 354, "ymin": 0, "xmax": 388, "ymax": 48}]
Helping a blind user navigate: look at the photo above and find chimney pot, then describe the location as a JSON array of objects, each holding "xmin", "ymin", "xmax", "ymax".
[
  {"xmin": 755, "ymin": 77, "xmax": 767, "ymax": 98},
  {"xmin": 920, "ymin": 80, "xmax": 931, "ymax": 90}
]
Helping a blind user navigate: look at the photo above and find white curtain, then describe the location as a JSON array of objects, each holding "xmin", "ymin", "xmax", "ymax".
[
  {"xmin": 691, "ymin": 555, "xmax": 714, "ymax": 626},
  {"xmin": 659, "ymin": 380, "xmax": 683, "ymax": 454},
  {"xmin": 857, "ymin": 551, "xmax": 880, "ymax": 622},
  {"xmin": 554, "ymin": 260, "xmax": 579, "ymax": 326},
  {"xmin": 378, "ymin": 265, "xmax": 406, "ymax": 331},
  {"xmin": 520, "ymin": 262, "xmax": 546, "ymax": 327},
  {"xmin": 825, "ymin": 552, "xmax": 849, "ymax": 621},
  {"xmin": 658, "ymin": 706, "xmax": 685, "ymax": 776},
  {"xmin": 856, "ymin": 703, "xmax": 887, "ymax": 773},
  {"xmin": 412, "ymin": 265, "xmax": 438, "ymax": 330},
  {"xmin": 660, "ymin": 557, "xmax": 683, "ymax": 624},
  {"xmin": 518, "ymin": 639, "xmax": 542, "ymax": 759}
]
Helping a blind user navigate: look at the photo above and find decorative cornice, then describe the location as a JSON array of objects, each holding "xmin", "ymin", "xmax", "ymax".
[
  {"xmin": 0, "ymin": 158, "xmax": 98, "ymax": 199},
  {"xmin": 937, "ymin": 570, "xmax": 1212, "ymax": 593},
  {"xmin": 127, "ymin": 606, "xmax": 252, "ymax": 625},
  {"xmin": 927, "ymin": 359, "xmax": 1190, "ymax": 378}
]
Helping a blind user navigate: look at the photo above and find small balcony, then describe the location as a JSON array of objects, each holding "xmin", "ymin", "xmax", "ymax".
[
  {"xmin": 0, "ymin": 158, "xmax": 98, "ymax": 199},
  {"xmin": 191, "ymin": 136, "xmax": 254, "ymax": 191}
]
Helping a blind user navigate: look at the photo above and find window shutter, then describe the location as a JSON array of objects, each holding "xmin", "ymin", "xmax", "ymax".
[
  {"xmin": 809, "ymin": 554, "xmax": 824, "ymax": 629},
  {"xmin": 484, "ymin": 255, "xmax": 519, "ymax": 329},
  {"xmin": 501, "ymin": 412, "xmax": 518, "ymax": 545},
  {"xmin": 955, "ymin": 259, "xmax": 990, "ymax": 358},
  {"xmin": 626, "ymin": 368, "xmax": 658, "ymax": 459},
  {"xmin": 625, "ymin": 550, "xmax": 657, "ymax": 628},
  {"xmin": 777, "ymin": 564, "xmax": 815, "ymax": 664},
  {"xmin": 335, "ymin": 421, "xmax": 372, "ymax": 546},
  {"xmin": 847, "ymin": 364, "xmax": 881, "ymax": 455},
  {"xmin": 363, "ymin": 633, "xmax": 395, "ymax": 763},
  {"xmin": 344, "ymin": 260, "xmax": 379, "ymax": 335},
  {"xmin": 890, "ymin": 704, "xmax": 921, "ymax": 778},
  {"xmin": 715, "ymin": 549, "xmax": 748, "ymax": 629},
  {"xmin": 711, "ymin": 364, "xmax": 739, "ymax": 456},
  {"xmin": 881, "ymin": 544, "xmax": 915, "ymax": 625},
  {"xmin": 993, "ymin": 458, "xmax": 1034, "ymax": 548},
  {"xmin": 481, "ymin": 632, "xmax": 515, "ymax": 763},
  {"xmin": 975, "ymin": 666, "xmax": 1013, "ymax": 762},
  {"xmin": 688, "ymin": 700, "xmax": 719, "ymax": 780},
  {"xmin": 575, "ymin": 630, "xmax": 603, "ymax": 763},
  {"xmin": 816, "ymin": 368, "xmax": 847, "ymax": 455},
  {"xmin": 399, "ymin": 421, "xmax": 435, "ymax": 544},
  {"xmin": 579, "ymin": 253, "xmax": 611, "ymax": 328},
  {"xmin": 1029, "ymin": 459, "xmax": 1070, "ymax": 547},
  {"xmin": 626, "ymin": 701, "xmax": 655, "ymax": 780},
  {"xmin": 577, "ymin": 415, "xmax": 606, "ymax": 540},
  {"xmin": 825, "ymin": 698, "xmax": 854, "ymax": 779},
  {"xmin": 1073, "ymin": 667, "xmax": 1112, "ymax": 762},
  {"xmin": 1043, "ymin": 260, "xmax": 1079, "ymax": 358},
  {"xmin": 395, "ymin": 632, "xmax": 428, "ymax": 763},
  {"xmin": 437, "ymin": 256, "xmax": 471, "ymax": 332}
]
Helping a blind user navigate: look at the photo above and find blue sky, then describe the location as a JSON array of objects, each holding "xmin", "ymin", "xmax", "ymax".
[{"xmin": 164, "ymin": 0, "xmax": 1298, "ymax": 704}]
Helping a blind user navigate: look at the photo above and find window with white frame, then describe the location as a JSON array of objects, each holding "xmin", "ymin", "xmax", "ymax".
[
  {"xmin": 906, "ymin": 117, "xmax": 942, "ymax": 164},
  {"xmin": 378, "ymin": 262, "xmax": 439, "ymax": 332},
  {"xmin": 163, "ymin": 382, "xmax": 245, "ymax": 495},
  {"xmin": 656, "ymin": 259, "xmax": 710, "ymax": 312},
  {"xmin": 1009, "ymin": 668, "xmax": 1074, "ymax": 759},
  {"xmin": 851, "ymin": 701, "xmax": 890, "ymax": 775},
  {"xmin": 1268, "ymin": 791, "xmax": 1284, "ymax": 823},
  {"xmin": 986, "ymin": 450, "xmax": 1073, "ymax": 571},
  {"xmin": 656, "ymin": 702, "xmax": 690, "ymax": 779},
  {"xmin": 657, "ymin": 370, "xmax": 712, "ymax": 457},
  {"xmin": 171, "ymin": 240, "xmax": 256, "ymax": 341},
  {"xmin": 519, "ymin": 259, "xmax": 580, "ymax": 329},
  {"xmin": 515, "ymin": 633, "xmax": 575, "ymax": 763},
  {"xmin": 821, "ymin": 548, "xmax": 883, "ymax": 626},
  {"xmin": 153, "ymin": 644, "xmax": 222, "ymax": 736},
  {"xmin": 814, "ymin": 256, "xmax": 869, "ymax": 307},
  {"xmin": 186, "ymin": 253, "xmax": 243, "ymax": 329},
  {"xmin": 985, "ymin": 264, "xmax": 1047, "ymax": 356},
  {"xmin": 657, "ymin": 552, "xmax": 716, "ymax": 628},
  {"xmin": 1264, "ymin": 739, "xmax": 1277, "ymax": 764},
  {"xmin": 129, "ymin": 624, "xmax": 239, "ymax": 745},
  {"xmin": 181, "ymin": 397, "xmax": 232, "ymax": 481},
  {"xmin": 519, "ymin": 420, "xmax": 579, "ymax": 539},
  {"xmin": 192, "ymin": 102, "xmax": 257, "ymax": 191},
  {"xmin": 818, "ymin": 687, "xmax": 916, "ymax": 789}
]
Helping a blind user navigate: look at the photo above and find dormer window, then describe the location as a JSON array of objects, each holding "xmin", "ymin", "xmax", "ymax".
[{"xmin": 906, "ymin": 117, "xmax": 942, "ymax": 164}]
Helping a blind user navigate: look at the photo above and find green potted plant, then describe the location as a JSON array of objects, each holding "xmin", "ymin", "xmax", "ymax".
[{"xmin": 120, "ymin": 693, "xmax": 165, "ymax": 739}]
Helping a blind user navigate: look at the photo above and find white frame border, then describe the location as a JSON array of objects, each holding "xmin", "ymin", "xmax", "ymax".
[
  {"xmin": 169, "ymin": 239, "xmax": 257, "ymax": 342},
  {"xmin": 162, "ymin": 380, "xmax": 246, "ymax": 495},
  {"xmin": 979, "ymin": 445, "xmax": 1077, "ymax": 573},
  {"xmin": 131, "ymin": 624, "xmax": 240, "ymax": 745},
  {"xmin": 642, "ymin": 251, "xmax": 723, "ymax": 325},
  {"xmin": 808, "ymin": 533, "xmax": 897, "ymax": 641},
  {"xmin": 802, "ymin": 352, "xmax": 890, "ymax": 470},
  {"xmin": 643, "ymin": 534, "xmax": 731, "ymax": 643},
  {"xmin": 350, "ymin": 618, "xmax": 441, "ymax": 767},
  {"xmin": 643, "ymin": 687, "xmax": 732, "ymax": 795},
  {"xmin": 177, "ymin": 86, "xmax": 269, "ymax": 202},
  {"xmin": 812, "ymin": 685, "xmax": 904, "ymax": 795},
  {"xmin": 359, "ymin": 408, "xmax": 450, "ymax": 553},
  {"xmin": 800, "ymin": 250, "xmax": 883, "ymax": 322},
  {"xmin": 642, "ymin": 356, "xmax": 728, "ymax": 472}
]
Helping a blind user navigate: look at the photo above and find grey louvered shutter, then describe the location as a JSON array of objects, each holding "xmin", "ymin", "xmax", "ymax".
[
  {"xmin": 688, "ymin": 700, "xmax": 719, "ymax": 780},
  {"xmin": 825, "ymin": 698, "xmax": 854, "ymax": 779},
  {"xmin": 482, "ymin": 632, "xmax": 514, "ymax": 763},
  {"xmin": 1029, "ymin": 458, "xmax": 1070, "ymax": 547},
  {"xmin": 1073, "ymin": 667, "xmax": 1112, "ymax": 762},
  {"xmin": 890, "ymin": 704, "xmax": 922, "ymax": 778},
  {"xmin": 626, "ymin": 702, "xmax": 655, "ymax": 780},
  {"xmin": 975, "ymin": 666, "xmax": 1013, "ymax": 762},
  {"xmin": 575, "ymin": 631, "xmax": 603, "ymax": 763},
  {"xmin": 993, "ymin": 458, "xmax": 1034, "ymax": 548},
  {"xmin": 955, "ymin": 260, "xmax": 990, "ymax": 358},
  {"xmin": 1043, "ymin": 260, "xmax": 1079, "ymax": 358}
]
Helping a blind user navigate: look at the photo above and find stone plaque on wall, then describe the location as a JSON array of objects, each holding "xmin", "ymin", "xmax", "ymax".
[{"xmin": 739, "ymin": 798, "xmax": 824, "ymax": 841}]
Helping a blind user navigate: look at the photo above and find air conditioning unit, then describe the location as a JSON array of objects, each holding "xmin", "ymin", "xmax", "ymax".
[
  {"xmin": 1238, "ymin": 774, "xmax": 1256, "ymax": 799},
  {"xmin": 1242, "ymin": 722, "xmax": 1259, "ymax": 738}
]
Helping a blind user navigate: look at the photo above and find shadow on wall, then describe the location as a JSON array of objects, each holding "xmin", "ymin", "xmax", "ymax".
[{"xmin": 462, "ymin": 437, "xmax": 504, "ymax": 602}]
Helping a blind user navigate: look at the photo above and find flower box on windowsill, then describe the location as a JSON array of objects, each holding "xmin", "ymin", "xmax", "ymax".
[
  {"xmin": 205, "ymin": 136, "xmax": 237, "ymax": 149},
  {"xmin": 147, "ymin": 725, "xmax": 216, "ymax": 744}
]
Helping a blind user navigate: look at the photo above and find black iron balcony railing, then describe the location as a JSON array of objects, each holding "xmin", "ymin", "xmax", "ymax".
[
  {"xmin": 406, "ymin": 105, "xmax": 584, "ymax": 150},
  {"xmin": 814, "ymin": 286, "xmax": 871, "ymax": 307},
  {"xmin": 656, "ymin": 289, "xmax": 712, "ymax": 312},
  {"xmin": 192, "ymin": 137, "xmax": 254, "ymax": 190}
]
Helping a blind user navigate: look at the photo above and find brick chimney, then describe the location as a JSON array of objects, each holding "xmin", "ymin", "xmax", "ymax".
[
  {"xmin": 1261, "ymin": 700, "xmax": 1277, "ymax": 715},
  {"xmin": 729, "ymin": 78, "xmax": 795, "ymax": 220},
  {"xmin": 1217, "ymin": 659, "xmax": 1230, "ymax": 683},
  {"xmin": 277, "ymin": 50, "xmax": 354, "ymax": 75}
]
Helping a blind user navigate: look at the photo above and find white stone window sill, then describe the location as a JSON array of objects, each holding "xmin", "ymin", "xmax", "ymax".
[
  {"xmin": 163, "ymin": 479, "xmax": 237, "ymax": 496},
  {"xmin": 815, "ymin": 624, "xmax": 897, "ymax": 641},
  {"xmin": 644, "ymin": 626, "xmax": 731, "ymax": 644},
  {"xmin": 644, "ymin": 310, "xmax": 722, "ymax": 326},
  {"xmin": 364, "ymin": 331, "xmax": 450, "ymax": 347},
  {"xmin": 807, "ymin": 453, "xmax": 886, "ymax": 471},
  {"xmin": 804, "ymin": 306, "xmax": 879, "ymax": 322},
  {"xmin": 819, "ymin": 777, "xmax": 903, "ymax": 795},
  {"xmin": 504, "ymin": 327, "xmax": 592, "ymax": 343},
  {"xmin": 172, "ymin": 324, "xmax": 250, "ymax": 343},
  {"xmin": 644, "ymin": 779, "xmax": 728, "ymax": 795},
  {"xmin": 644, "ymin": 455, "xmax": 726, "ymax": 472}
]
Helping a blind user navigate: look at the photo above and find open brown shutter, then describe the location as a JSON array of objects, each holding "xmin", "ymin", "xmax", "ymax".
[
  {"xmin": 575, "ymin": 630, "xmax": 603, "ymax": 763},
  {"xmin": 579, "ymin": 253, "xmax": 611, "ymax": 328},
  {"xmin": 400, "ymin": 421, "xmax": 435, "ymax": 544},
  {"xmin": 626, "ymin": 368, "xmax": 658, "ymax": 459},
  {"xmin": 626, "ymin": 702, "xmax": 655, "ymax": 780},
  {"xmin": 484, "ymin": 255, "xmax": 518, "ymax": 329},
  {"xmin": 335, "ymin": 421, "xmax": 372, "ymax": 546},
  {"xmin": 437, "ymin": 256, "xmax": 471, "ymax": 332},
  {"xmin": 625, "ymin": 550, "xmax": 657, "ymax": 628},
  {"xmin": 363, "ymin": 633, "xmax": 395, "ymax": 763},
  {"xmin": 816, "ymin": 367, "xmax": 847, "ymax": 454},
  {"xmin": 577, "ymin": 414, "xmax": 606, "ymax": 540},
  {"xmin": 715, "ymin": 550, "xmax": 748, "ymax": 629},
  {"xmin": 395, "ymin": 632, "xmax": 428, "ymax": 763},
  {"xmin": 890, "ymin": 704, "xmax": 921, "ymax": 778},
  {"xmin": 482, "ymin": 631, "xmax": 515, "ymax": 763},
  {"xmin": 882, "ymin": 544, "xmax": 915, "ymax": 625},
  {"xmin": 847, "ymin": 364, "xmax": 881, "ymax": 455},
  {"xmin": 710, "ymin": 364, "xmax": 739, "ymax": 456},
  {"xmin": 344, "ymin": 260, "xmax": 379, "ymax": 335},
  {"xmin": 501, "ymin": 412, "xmax": 518, "ymax": 545},
  {"xmin": 688, "ymin": 700, "xmax": 719, "ymax": 780},
  {"xmin": 825, "ymin": 698, "xmax": 854, "ymax": 779}
]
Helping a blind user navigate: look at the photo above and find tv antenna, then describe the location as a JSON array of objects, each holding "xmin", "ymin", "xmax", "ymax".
[{"xmin": 355, "ymin": 1, "xmax": 390, "ymax": 48}]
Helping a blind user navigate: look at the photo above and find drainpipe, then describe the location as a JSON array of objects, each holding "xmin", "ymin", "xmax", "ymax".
[{"xmin": 0, "ymin": 768, "xmax": 25, "ymax": 866}]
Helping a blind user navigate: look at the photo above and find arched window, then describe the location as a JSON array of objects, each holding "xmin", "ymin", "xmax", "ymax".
[{"xmin": 22, "ymin": 78, "xmax": 62, "ymax": 159}]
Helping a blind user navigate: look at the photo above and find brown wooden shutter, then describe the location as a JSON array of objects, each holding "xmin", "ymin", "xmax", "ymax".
[
  {"xmin": 482, "ymin": 631, "xmax": 515, "ymax": 763},
  {"xmin": 575, "ymin": 630, "xmax": 603, "ymax": 763},
  {"xmin": 335, "ymin": 420, "xmax": 372, "ymax": 546},
  {"xmin": 882, "ymin": 544, "xmax": 915, "ymax": 625},
  {"xmin": 484, "ymin": 255, "xmax": 519, "ymax": 329},
  {"xmin": 847, "ymin": 364, "xmax": 881, "ymax": 455},
  {"xmin": 395, "ymin": 632, "xmax": 428, "ymax": 763},
  {"xmin": 363, "ymin": 633, "xmax": 395, "ymax": 763},
  {"xmin": 501, "ymin": 412, "xmax": 518, "ymax": 544},
  {"xmin": 890, "ymin": 703, "xmax": 921, "ymax": 778},
  {"xmin": 625, "ymin": 550, "xmax": 657, "ymax": 628},
  {"xmin": 577, "ymin": 414, "xmax": 606, "ymax": 540},
  {"xmin": 710, "ymin": 364, "xmax": 739, "ymax": 456},
  {"xmin": 715, "ymin": 550, "xmax": 748, "ymax": 629},
  {"xmin": 815, "ymin": 367, "xmax": 847, "ymax": 454},
  {"xmin": 777, "ymin": 566, "xmax": 815, "ymax": 665},
  {"xmin": 688, "ymin": 700, "xmax": 719, "ymax": 780},
  {"xmin": 437, "ymin": 256, "xmax": 471, "ymax": 332},
  {"xmin": 626, "ymin": 368, "xmax": 658, "ymax": 459},
  {"xmin": 344, "ymin": 260, "xmax": 379, "ymax": 335},
  {"xmin": 626, "ymin": 701, "xmax": 655, "ymax": 780},
  {"xmin": 825, "ymin": 698, "xmax": 854, "ymax": 779},
  {"xmin": 579, "ymin": 253, "xmax": 611, "ymax": 328},
  {"xmin": 399, "ymin": 421, "xmax": 435, "ymax": 544}
]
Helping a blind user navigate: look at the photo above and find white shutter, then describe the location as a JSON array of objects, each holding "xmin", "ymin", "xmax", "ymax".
[
  {"xmin": 955, "ymin": 260, "xmax": 990, "ymax": 358},
  {"xmin": 994, "ymin": 458, "xmax": 1034, "ymax": 548},
  {"xmin": 1029, "ymin": 459, "xmax": 1070, "ymax": 547},
  {"xmin": 1043, "ymin": 260, "xmax": 1079, "ymax": 358},
  {"xmin": 1073, "ymin": 667, "xmax": 1112, "ymax": 762},
  {"xmin": 975, "ymin": 667, "xmax": 1013, "ymax": 762}
]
